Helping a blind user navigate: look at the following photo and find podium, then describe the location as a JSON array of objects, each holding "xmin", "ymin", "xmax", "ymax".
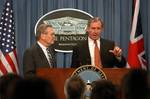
[{"xmin": 36, "ymin": 68, "xmax": 129, "ymax": 99}]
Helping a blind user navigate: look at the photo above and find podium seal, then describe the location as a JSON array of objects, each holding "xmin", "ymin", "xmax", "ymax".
[
  {"xmin": 71, "ymin": 65, "xmax": 107, "ymax": 98},
  {"xmin": 71, "ymin": 65, "xmax": 107, "ymax": 83}
]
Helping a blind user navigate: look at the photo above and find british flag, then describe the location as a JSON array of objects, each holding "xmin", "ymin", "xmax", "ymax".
[
  {"xmin": 0, "ymin": 0, "xmax": 19, "ymax": 76},
  {"xmin": 127, "ymin": 0, "xmax": 148, "ymax": 69}
]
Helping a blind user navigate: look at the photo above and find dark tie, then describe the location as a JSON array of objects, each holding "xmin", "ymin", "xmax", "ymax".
[
  {"xmin": 94, "ymin": 40, "xmax": 102, "ymax": 68},
  {"xmin": 46, "ymin": 48, "xmax": 53, "ymax": 67}
]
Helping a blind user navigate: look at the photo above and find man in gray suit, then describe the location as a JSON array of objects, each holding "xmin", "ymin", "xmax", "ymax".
[{"xmin": 23, "ymin": 24, "xmax": 56, "ymax": 77}]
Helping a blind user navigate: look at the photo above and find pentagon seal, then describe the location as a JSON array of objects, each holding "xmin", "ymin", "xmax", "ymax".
[
  {"xmin": 35, "ymin": 8, "xmax": 93, "ymax": 52},
  {"xmin": 71, "ymin": 65, "xmax": 107, "ymax": 83},
  {"xmin": 71, "ymin": 65, "xmax": 107, "ymax": 98}
]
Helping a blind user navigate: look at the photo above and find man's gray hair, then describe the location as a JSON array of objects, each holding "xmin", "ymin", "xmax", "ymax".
[{"xmin": 36, "ymin": 24, "xmax": 53, "ymax": 40}]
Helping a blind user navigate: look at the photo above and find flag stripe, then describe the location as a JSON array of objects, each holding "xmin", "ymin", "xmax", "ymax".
[
  {"xmin": 128, "ymin": 39, "xmax": 144, "ymax": 68},
  {"xmin": 0, "ymin": 50, "xmax": 13, "ymax": 73},
  {"xmin": 10, "ymin": 50, "xmax": 19, "ymax": 73},
  {"xmin": 0, "ymin": 60, "xmax": 8, "ymax": 75},
  {"xmin": 130, "ymin": 0, "xmax": 143, "ymax": 43},
  {"xmin": 5, "ymin": 52, "xmax": 17, "ymax": 73},
  {"xmin": 14, "ymin": 49, "xmax": 19, "ymax": 67}
]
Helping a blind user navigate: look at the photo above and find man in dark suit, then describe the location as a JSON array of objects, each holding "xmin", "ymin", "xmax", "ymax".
[
  {"xmin": 23, "ymin": 24, "xmax": 56, "ymax": 77},
  {"xmin": 71, "ymin": 17, "xmax": 126, "ymax": 68}
]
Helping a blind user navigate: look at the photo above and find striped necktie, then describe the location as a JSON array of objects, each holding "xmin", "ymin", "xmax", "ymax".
[{"xmin": 46, "ymin": 48, "xmax": 53, "ymax": 67}]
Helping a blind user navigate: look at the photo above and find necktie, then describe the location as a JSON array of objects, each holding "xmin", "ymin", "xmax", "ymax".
[
  {"xmin": 46, "ymin": 48, "xmax": 53, "ymax": 67},
  {"xmin": 94, "ymin": 40, "xmax": 102, "ymax": 68}
]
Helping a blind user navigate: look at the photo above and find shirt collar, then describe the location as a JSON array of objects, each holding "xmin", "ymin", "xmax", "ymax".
[
  {"xmin": 37, "ymin": 41, "xmax": 47, "ymax": 50},
  {"xmin": 88, "ymin": 37, "xmax": 100, "ymax": 44}
]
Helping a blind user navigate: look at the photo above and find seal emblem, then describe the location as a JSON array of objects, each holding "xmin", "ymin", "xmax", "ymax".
[
  {"xmin": 35, "ymin": 8, "xmax": 93, "ymax": 52},
  {"xmin": 71, "ymin": 65, "xmax": 107, "ymax": 83},
  {"xmin": 71, "ymin": 65, "xmax": 107, "ymax": 98}
]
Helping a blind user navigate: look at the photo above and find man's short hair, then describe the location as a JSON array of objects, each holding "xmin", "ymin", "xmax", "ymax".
[
  {"xmin": 87, "ymin": 17, "xmax": 104, "ymax": 28},
  {"xmin": 64, "ymin": 76, "xmax": 86, "ymax": 99},
  {"xmin": 91, "ymin": 80, "xmax": 117, "ymax": 99},
  {"xmin": 121, "ymin": 69, "xmax": 150, "ymax": 99},
  {"xmin": 36, "ymin": 24, "xmax": 53, "ymax": 40}
]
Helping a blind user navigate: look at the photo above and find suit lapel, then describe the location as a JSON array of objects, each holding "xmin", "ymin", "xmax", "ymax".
[
  {"xmin": 84, "ymin": 40, "xmax": 91, "ymax": 64},
  {"xmin": 35, "ymin": 43, "xmax": 50, "ymax": 66},
  {"xmin": 100, "ymin": 38, "xmax": 104, "ymax": 64}
]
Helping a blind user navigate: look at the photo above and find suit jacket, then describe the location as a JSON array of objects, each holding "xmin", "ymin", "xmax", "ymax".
[
  {"xmin": 71, "ymin": 38, "xmax": 126, "ymax": 68},
  {"xmin": 23, "ymin": 43, "xmax": 56, "ymax": 77}
]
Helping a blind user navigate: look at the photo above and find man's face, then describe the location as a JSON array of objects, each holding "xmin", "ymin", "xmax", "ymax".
[
  {"xmin": 86, "ymin": 21, "xmax": 103, "ymax": 40},
  {"xmin": 42, "ymin": 27, "xmax": 55, "ymax": 46}
]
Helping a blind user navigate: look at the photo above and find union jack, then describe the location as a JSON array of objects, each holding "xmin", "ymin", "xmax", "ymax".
[{"xmin": 127, "ymin": 0, "xmax": 147, "ymax": 69}]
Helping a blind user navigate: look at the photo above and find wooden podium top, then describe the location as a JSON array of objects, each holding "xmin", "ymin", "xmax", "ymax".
[{"xmin": 36, "ymin": 68, "xmax": 129, "ymax": 99}]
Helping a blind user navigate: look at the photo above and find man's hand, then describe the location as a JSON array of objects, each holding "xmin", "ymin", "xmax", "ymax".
[{"xmin": 109, "ymin": 46, "xmax": 122, "ymax": 57}]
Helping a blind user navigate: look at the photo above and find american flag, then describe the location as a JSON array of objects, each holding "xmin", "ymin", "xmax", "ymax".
[
  {"xmin": 0, "ymin": 0, "xmax": 19, "ymax": 76},
  {"xmin": 127, "ymin": 0, "xmax": 147, "ymax": 69}
]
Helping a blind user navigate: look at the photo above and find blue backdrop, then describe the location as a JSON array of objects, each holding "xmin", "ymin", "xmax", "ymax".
[{"xmin": 0, "ymin": 0, "xmax": 150, "ymax": 75}]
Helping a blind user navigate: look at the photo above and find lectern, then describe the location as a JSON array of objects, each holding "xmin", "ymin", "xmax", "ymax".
[{"xmin": 36, "ymin": 68, "xmax": 129, "ymax": 99}]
